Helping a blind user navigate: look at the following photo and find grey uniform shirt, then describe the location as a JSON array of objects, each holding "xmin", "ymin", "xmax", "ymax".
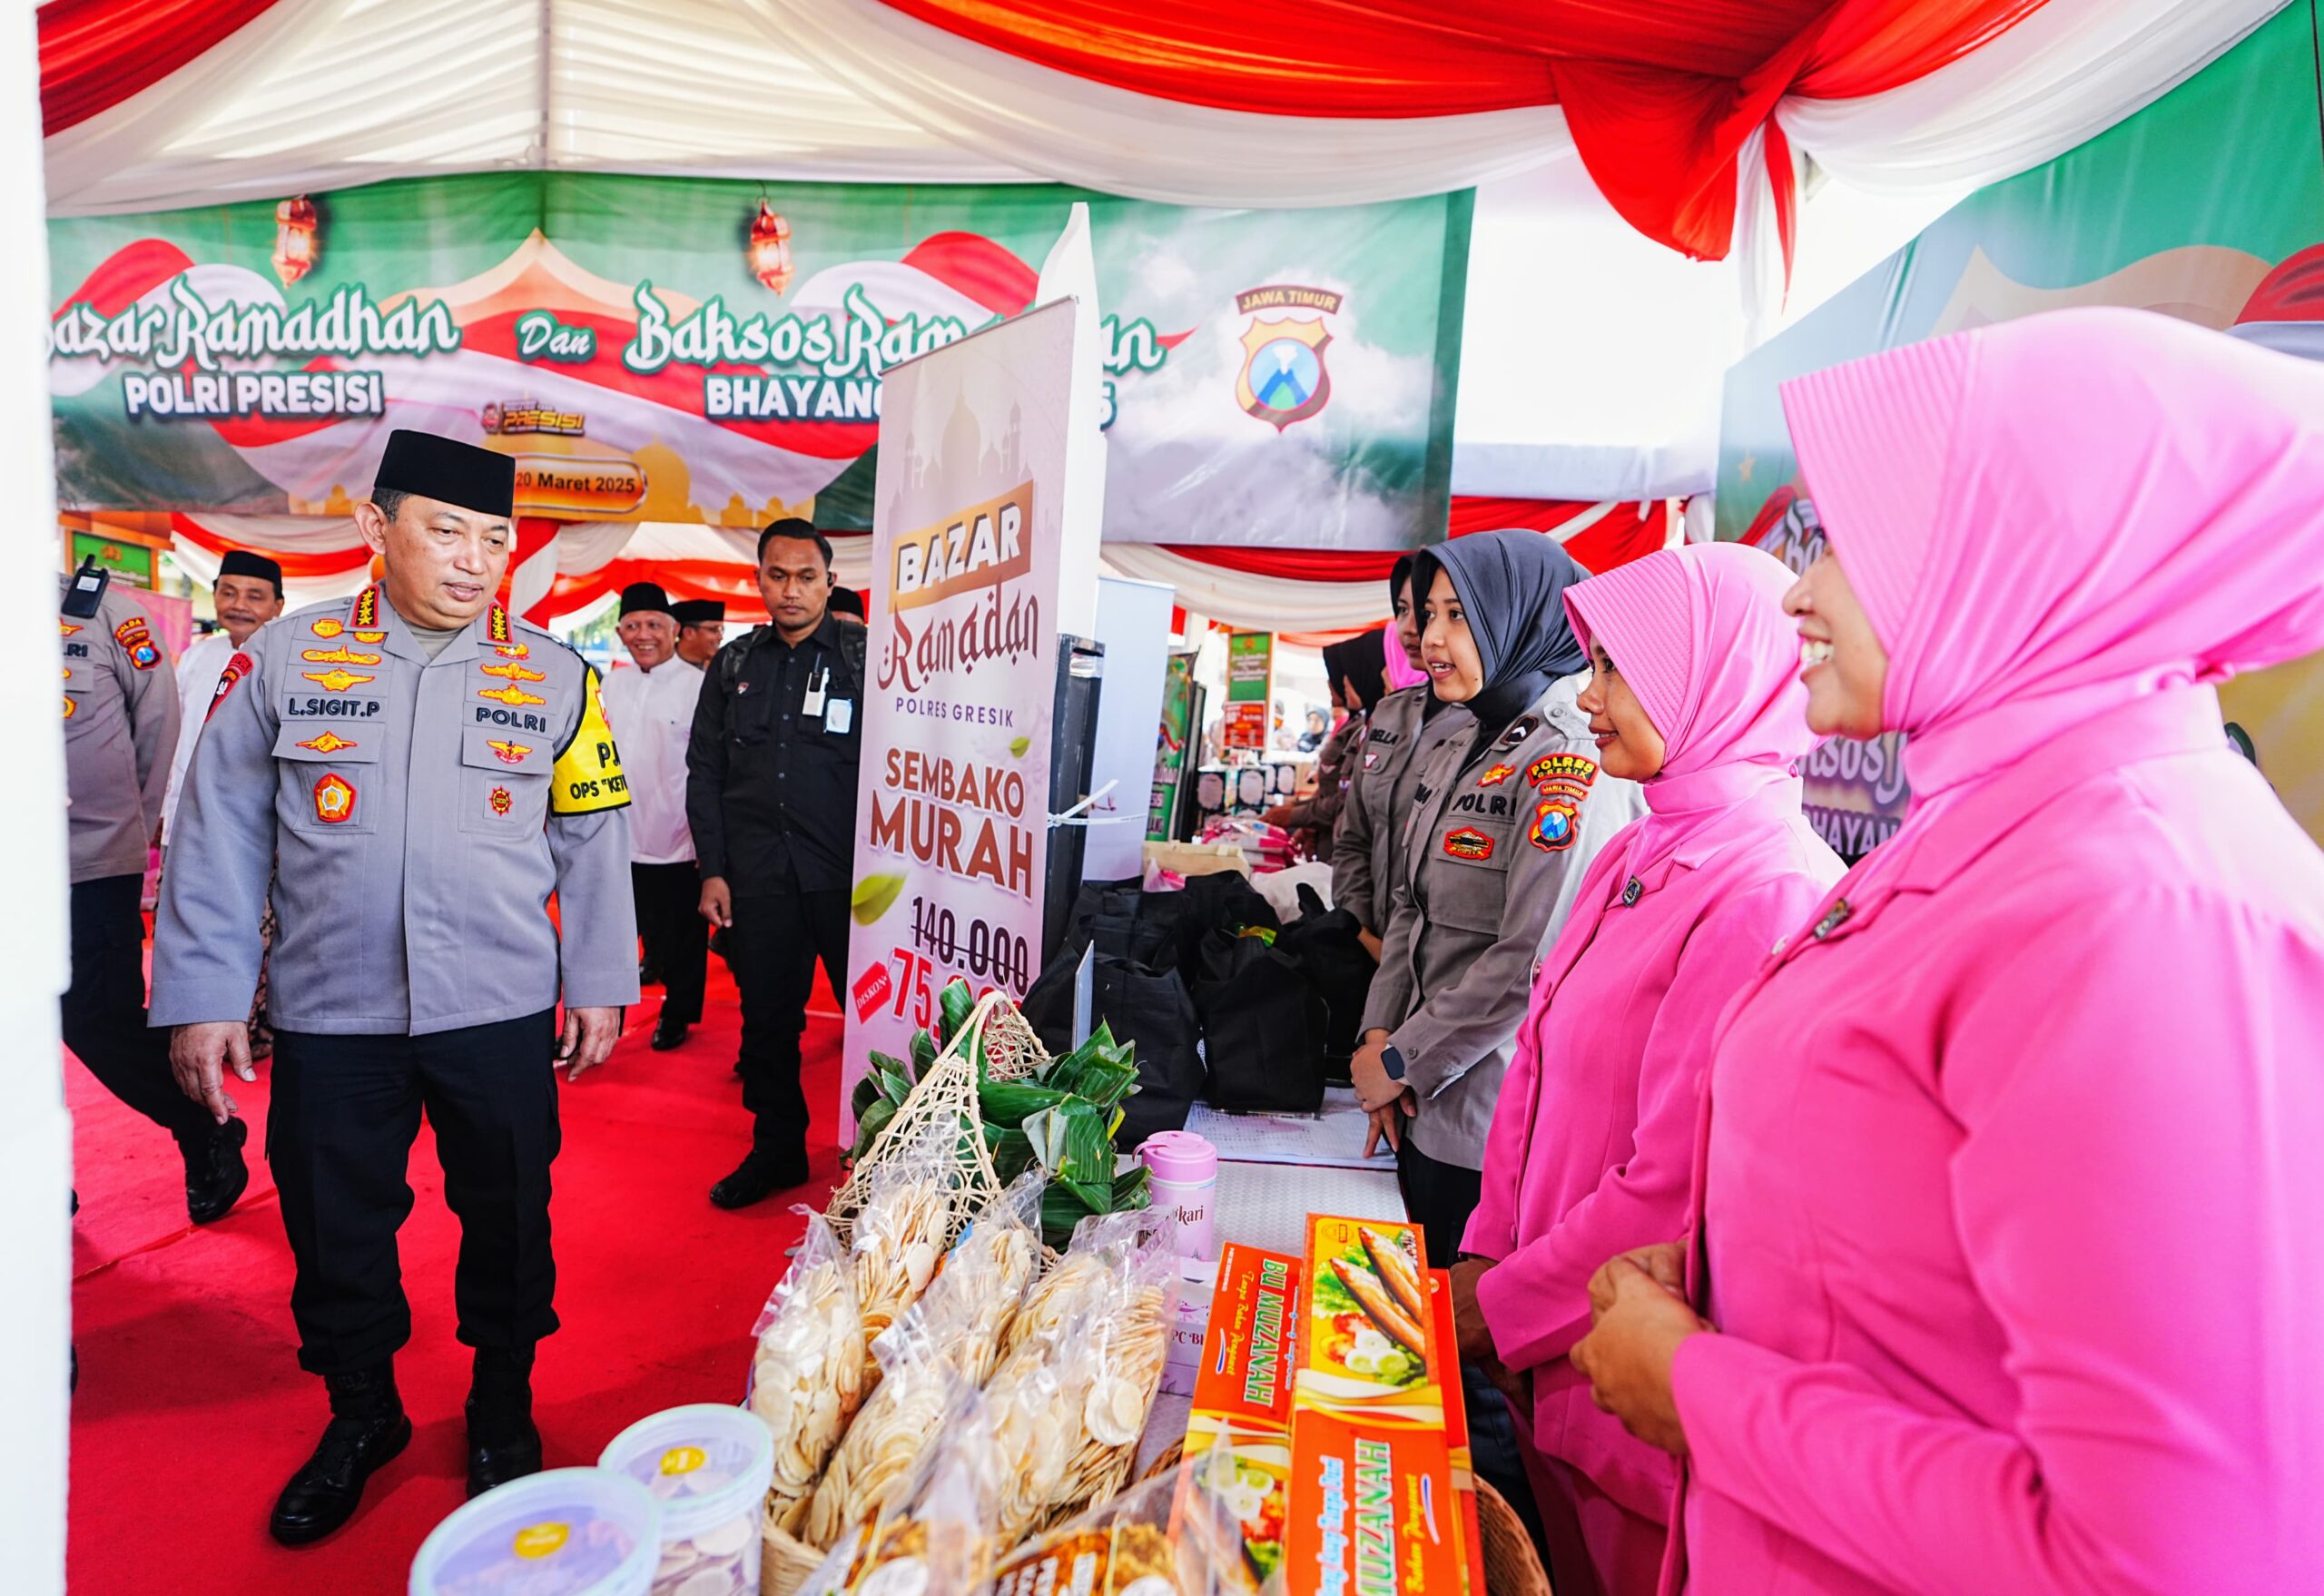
[
  {"xmin": 1361, "ymin": 672, "xmax": 1648, "ymax": 1170},
  {"xmin": 62, "ymin": 581, "xmax": 181, "ymax": 885},
  {"xmin": 1330, "ymin": 686, "xmax": 1469, "ymax": 936},
  {"xmin": 152, "ymin": 587, "xmax": 640, "ymax": 1036}
]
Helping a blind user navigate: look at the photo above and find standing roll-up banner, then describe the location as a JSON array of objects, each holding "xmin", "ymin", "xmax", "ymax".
[{"xmin": 842, "ymin": 298, "xmax": 1096, "ymax": 1118}]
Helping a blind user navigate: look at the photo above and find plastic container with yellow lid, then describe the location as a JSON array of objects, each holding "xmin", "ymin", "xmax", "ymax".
[
  {"xmin": 598, "ymin": 1404, "xmax": 776, "ymax": 1596},
  {"xmin": 409, "ymin": 1465, "xmax": 660, "ymax": 1596}
]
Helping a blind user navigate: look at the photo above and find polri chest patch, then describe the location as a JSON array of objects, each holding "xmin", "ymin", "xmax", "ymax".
[{"xmin": 1443, "ymin": 826, "xmax": 1494, "ymax": 862}]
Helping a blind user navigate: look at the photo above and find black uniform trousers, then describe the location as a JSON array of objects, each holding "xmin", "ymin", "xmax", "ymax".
[
  {"xmin": 66, "ymin": 874, "xmax": 212, "ymax": 1144},
  {"xmin": 728, "ymin": 888, "xmax": 850, "ymax": 1156},
  {"xmin": 268, "ymin": 1010, "xmax": 560, "ymax": 1375},
  {"xmin": 631, "ymin": 861, "xmax": 707, "ymax": 1026}
]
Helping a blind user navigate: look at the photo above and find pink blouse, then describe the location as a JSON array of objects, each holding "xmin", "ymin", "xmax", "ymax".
[
  {"xmin": 1467, "ymin": 784, "xmax": 1840, "ymax": 1522},
  {"xmin": 1666, "ymin": 690, "xmax": 2324, "ymax": 1593}
]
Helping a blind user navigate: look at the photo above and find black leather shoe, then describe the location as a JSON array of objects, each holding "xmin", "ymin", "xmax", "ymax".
[
  {"xmin": 709, "ymin": 1148, "xmax": 811, "ymax": 1209},
  {"xmin": 466, "ymin": 1414, "xmax": 544, "ymax": 1498},
  {"xmin": 270, "ymin": 1368, "xmax": 409, "ymax": 1546},
  {"xmin": 466, "ymin": 1354, "xmax": 543, "ymax": 1498},
  {"xmin": 650, "ymin": 1015, "xmax": 690, "ymax": 1051},
  {"xmin": 184, "ymin": 1116, "xmax": 250, "ymax": 1225}
]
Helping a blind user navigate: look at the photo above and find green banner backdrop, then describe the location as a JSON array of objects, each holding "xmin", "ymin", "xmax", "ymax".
[
  {"xmin": 1718, "ymin": 5, "xmax": 2324, "ymax": 850},
  {"xmin": 46, "ymin": 175, "xmax": 1471, "ymax": 549}
]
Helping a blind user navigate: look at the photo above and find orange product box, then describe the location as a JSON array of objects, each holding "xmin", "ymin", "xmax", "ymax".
[
  {"xmin": 1188, "ymin": 1244, "xmax": 1302, "ymax": 1442},
  {"xmin": 1185, "ymin": 1245, "xmax": 1303, "ymax": 1587},
  {"xmin": 1424, "ymin": 1269, "xmax": 1486, "ymax": 1596},
  {"xmin": 1283, "ymin": 1406, "xmax": 1463, "ymax": 1596},
  {"xmin": 1280, "ymin": 1215, "xmax": 1464, "ymax": 1595},
  {"xmin": 1294, "ymin": 1215, "xmax": 1443, "ymax": 1425}
]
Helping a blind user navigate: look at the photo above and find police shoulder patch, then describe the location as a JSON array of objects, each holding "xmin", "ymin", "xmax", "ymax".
[
  {"xmin": 1528, "ymin": 752, "xmax": 1600, "ymax": 793},
  {"xmin": 114, "ymin": 616, "xmax": 161, "ymax": 670},
  {"xmin": 1530, "ymin": 795, "xmax": 1582, "ymax": 852},
  {"xmin": 550, "ymin": 661, "xmax": 630, "ymax": 815}
]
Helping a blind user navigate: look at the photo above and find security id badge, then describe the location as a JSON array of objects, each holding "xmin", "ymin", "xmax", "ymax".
[{"xmin": 825, "ymin": 698, "xmax": 853, "ymax": 734}]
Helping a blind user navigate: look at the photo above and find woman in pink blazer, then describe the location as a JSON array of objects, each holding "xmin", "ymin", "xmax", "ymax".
[
  {"xmin": 1453, "ymin": 543, "xmax": 1841, "ymax": 1596},
  {"xmin": 1571, "ymin": 307, "xmax": 2324, "ymax": 1593}
]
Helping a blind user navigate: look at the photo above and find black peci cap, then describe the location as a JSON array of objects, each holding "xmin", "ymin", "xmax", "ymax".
[
  {"xmin": 671, "ymin": 598, "xmax": 726, "ymax": 626},
  {"xmin": 217, "ymin": 549, "xmax": 284, "ymax": 595},
  {"xmin": 618, "ymin": 582, "xmax": 675, "ymax": 618},
  {"xmin": 372, "ymin": 429, "xmax": 516, "ymax": 517}
]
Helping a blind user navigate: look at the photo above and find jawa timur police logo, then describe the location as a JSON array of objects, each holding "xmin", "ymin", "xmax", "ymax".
[{"xmin": 1235, "ymin": 285, "xmax": 1341, "ymax": 432}]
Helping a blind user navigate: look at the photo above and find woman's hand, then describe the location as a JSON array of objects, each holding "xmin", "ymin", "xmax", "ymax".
[
  {"xmin": 1588, "ymin": 1243, "xmax": 1686, "ymax": 1323},
  {"xmin": 1362, "ymin": 1092, "xmax": 1413, "ymax": 1157},
  {"xmin": 1350, "ymin": 1029, "xmax": 1399, "ymax": 1110},
  {"xmin": 1357, "ymin": 928, "xmax": 1383, "ymax": 962},
  {"xmin": 1570, "ymin": 1252, "xmax": 1709, "ymax": 1457},
  {"xmin": 1449, "ymin": 1256, "xmax": 1500, "ymax": 1366}
]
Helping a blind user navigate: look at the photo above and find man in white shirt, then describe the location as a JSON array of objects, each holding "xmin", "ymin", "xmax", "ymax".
[
  {"xmin": 601, "ymin": 582, "xmax": 709, "ymax": 1050},
  {"xmin": 162, "ymin": 550, "xmax": 286, "ymax": 844},
  {"xmin": 159, "ymin": 550, "xmax": 286, "ymax": 1060}
]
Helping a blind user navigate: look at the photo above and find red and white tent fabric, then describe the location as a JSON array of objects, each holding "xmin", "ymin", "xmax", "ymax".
[
  {"xmin": 162, "ymin": 496, "xmax": 1671, "ymax": 631},
  {"xmin": 35, "ymin": 0, "xmax": 2286, "ymax": 500}
]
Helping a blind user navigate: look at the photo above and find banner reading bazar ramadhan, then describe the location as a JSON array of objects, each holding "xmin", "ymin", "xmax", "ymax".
[
  {"xmin": 840, "ymin": 299, "xmax": 1095, "ymax": 1118},
  {"xmin": 45, "ymin": 172, "xmax": 1466, "ymax": 548}
]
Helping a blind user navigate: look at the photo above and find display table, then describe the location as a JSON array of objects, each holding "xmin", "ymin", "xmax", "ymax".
[{"xmin": 1134, "ymin": 1153, "xmax": 1407, "ymax": 1473}]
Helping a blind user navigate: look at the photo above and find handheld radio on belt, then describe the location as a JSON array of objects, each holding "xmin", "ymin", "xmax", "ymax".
[{"xmin": 62, "ymin": 555, "xmax": 110, "ymax": 619}]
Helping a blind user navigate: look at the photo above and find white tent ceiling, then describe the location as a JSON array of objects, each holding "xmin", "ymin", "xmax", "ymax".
[{"xmin": 42, "ymin": 0, "xmax": 2280, "ymax": 499}]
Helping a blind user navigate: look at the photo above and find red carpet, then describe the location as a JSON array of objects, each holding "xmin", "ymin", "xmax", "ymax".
[{"xmin": 67, "ymin": 961, "xmax": 843, "ymax": 1596}]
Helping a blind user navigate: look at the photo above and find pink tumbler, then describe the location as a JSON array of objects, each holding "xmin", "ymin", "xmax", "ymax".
[{"xmin": 1140, "ymin": 1130, "xmax": 1218, "ymax": 1260}]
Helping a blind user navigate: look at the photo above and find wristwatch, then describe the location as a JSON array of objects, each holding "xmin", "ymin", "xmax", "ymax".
[{"xmin": 1380, "ymin": 1043, "xmax": 1408, "ymax": 1082}]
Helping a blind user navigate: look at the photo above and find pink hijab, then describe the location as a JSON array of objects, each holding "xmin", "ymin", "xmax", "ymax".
[
  {"xmin": 1522, "ymin": 543, "xmax": 1819, "ymax": 1001},
  {"xmin": 1781, "ymin": 306, "xmax": 2324, "ymax": 810},
  {"xmin": 1384, "ymin": 606, "xmax": 1429, "ymax": 692},
  {"xmin": 1563, "ymin": 541, "xmax": 1817, "ymax": 871}
]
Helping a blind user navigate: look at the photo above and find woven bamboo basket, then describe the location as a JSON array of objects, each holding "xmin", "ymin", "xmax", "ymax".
[
  {"xmin": 761, "ymin": 1516, "xmax": 830, "ymax": 1596},
  {"xmin": 1474, "ymin": 1480, "xmax": 1552, "ymax": 1596},
  {"xmin": 822, "ymin": 991, "xmax": 1047, "ymax": 1252},
  {"xmin": 1139, "ymin": 1438, "xmax": 1184, "ymax": 1482}
]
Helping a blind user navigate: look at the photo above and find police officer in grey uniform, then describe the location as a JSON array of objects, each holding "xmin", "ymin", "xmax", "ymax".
[
  {"xmin": 1351, "ymin": 533, "xmax": 1647, "ymax": 1261},
  {"xmin": 153, "ymin": 431, "xmax": 638, "ymax": 1542},
  {"xmin": 61, "ymin": 571, "xmax": 251, "ymax": 1221},
  {"xmin": 1333, "ymin": 555, "xmax": 1470, "ymax": 947}
]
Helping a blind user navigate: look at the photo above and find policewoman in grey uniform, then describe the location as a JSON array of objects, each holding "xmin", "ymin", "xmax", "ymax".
[
  {"xmin": 60, "ymin": 575, "xmax": 253, "ymax": 1220},
  {"xmin": 153, "ymin": 431, "xmax": 639, "ymax": 1542},
  {"xmin": 1334, "ymin": 555, "xmax": 1470, "ymax": 944},
  {"xmin": 1351, "ymin": 532, "xmax": 1646, "ymax": 1262}
]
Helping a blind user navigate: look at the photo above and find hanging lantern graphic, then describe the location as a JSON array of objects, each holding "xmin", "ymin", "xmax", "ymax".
[
  {"xmin": 272, "ymin": 195, "xmax": 320, "ymax": 286},
  {"xmin": 747, "ymin": 198, "xmax": 793, "ymax": 294}
]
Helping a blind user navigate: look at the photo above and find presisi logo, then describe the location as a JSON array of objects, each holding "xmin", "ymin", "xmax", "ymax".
[{"xmin": 890, "ymin": 480, "xmax": 1032, "ymax": 613}]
